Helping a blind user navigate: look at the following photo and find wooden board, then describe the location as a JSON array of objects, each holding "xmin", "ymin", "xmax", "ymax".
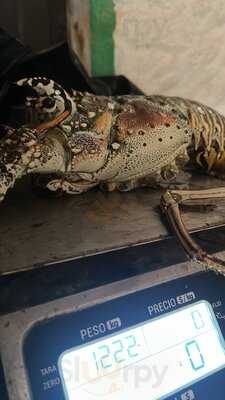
[{"xmin": 1, "ymin": 174, "xmax": 225, "ymax": 275}]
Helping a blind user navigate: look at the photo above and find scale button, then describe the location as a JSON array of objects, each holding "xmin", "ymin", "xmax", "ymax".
[{"xmin": 180, "ymin": 389, "xmax": 195, "ymax": 400}]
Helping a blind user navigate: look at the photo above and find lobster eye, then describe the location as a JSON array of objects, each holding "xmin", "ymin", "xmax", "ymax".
[
  {"xmin": 32, "ymin": 78, "xmax": 39, "ymax": 86},
  {"xmin": 42, "ymin": 78, "xmax": 51, "ymax": 85},
  {"xmin": 42, "ymin": 97, "xmax": 56, "ymax": 109}
]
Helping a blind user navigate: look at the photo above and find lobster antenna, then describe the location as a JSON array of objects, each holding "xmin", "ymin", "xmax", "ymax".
[{"xmin": 36, "ymin": 110, "xmax": 70, "ymax": 134}]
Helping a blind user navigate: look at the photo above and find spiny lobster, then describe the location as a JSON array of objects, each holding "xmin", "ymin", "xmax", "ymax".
[{"xmin": 1, "ymin": 76, "xmax": 225, "ymax": 274}]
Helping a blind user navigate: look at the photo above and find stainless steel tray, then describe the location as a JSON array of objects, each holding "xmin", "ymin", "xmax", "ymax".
[{"xmin": 1, "ymin": 174, "xmax": 225, "ymax": 275}]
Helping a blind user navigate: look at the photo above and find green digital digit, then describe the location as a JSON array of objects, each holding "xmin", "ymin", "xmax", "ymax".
[
  {"xmin": 92, "ymin": 351, "xmax": 99, "ymax": 371},
  {"xmin": 99, "ymin": 345, "xmax": 112, "ymax": 369},
  {"xmin": 185, "ymin": 340, "xmax": 205, "ymax": 371},
  {"xmin": 112, "ymin": 339, "xmax": 125, "ymax": 363},
  {"xmin": 126, "ymin": 335, "xmax": 139, "ymax": 358},
  {"xmin": 191, "ymin": 310, "xmax": 205, "ymax": 330}
]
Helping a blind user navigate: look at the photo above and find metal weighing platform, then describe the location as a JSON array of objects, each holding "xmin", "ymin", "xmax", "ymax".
[{"xmin": 1, "ymin": 174, "xmax": 225, "ymax": 400}]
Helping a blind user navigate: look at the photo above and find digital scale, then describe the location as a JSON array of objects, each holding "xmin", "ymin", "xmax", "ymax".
[
  {"xmin": 1, "ymin": 255, "xmax": 225, "ymax": 400},
  {"xmin": 1, "ymin": 118, "xmax": 225, "ymax": 400},
  {"xmin": 1, "ymin": 176, "xmax": 225, "ymax": 400},
  {"xmin": 1, "ymin": 42, "xmax": 225, "ymax": 400}
]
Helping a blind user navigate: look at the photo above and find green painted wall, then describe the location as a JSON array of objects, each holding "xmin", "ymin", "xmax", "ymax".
[{"xmin": 90, "ymin": 0, "xmax": 116, "ymax": 76}]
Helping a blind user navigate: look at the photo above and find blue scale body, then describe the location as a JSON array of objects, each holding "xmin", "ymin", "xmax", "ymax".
[
  {"xmin": 1, "ymin": 236, "xmax": 225, "ymax": 400},
  {"xmin": 23, "ymin": 271, "xmax": 225, "ymax": 400}
]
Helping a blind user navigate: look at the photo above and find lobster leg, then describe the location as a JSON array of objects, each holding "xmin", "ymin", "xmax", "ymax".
[
  {"xmin": 0, "ymin": 126, "xmax": 67, "ymax": 202},
  {"xmin": 46, "ymin": 178, "xmax": 99, "ymax": 194},
  {"xmin": 161, "ymin": 187, "xmax": 225, "ymax": 275}
]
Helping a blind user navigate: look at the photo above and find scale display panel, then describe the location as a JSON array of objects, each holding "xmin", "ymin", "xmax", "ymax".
[
  {"xmin": 59, "ymin": 301, "xmax": 225, "ymax": 400},
  {"xmin": 1, "ymin": 268, "xmax": 225, "ymax": 400}
]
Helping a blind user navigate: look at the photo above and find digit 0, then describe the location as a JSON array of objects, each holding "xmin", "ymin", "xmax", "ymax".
[{"xmin": 185, "ymin": 340, "xmax": 205, "ymax": 371}]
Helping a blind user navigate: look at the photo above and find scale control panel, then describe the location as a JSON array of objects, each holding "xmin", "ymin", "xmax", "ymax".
[{"xmin": 1, "ymin": 263, "xmax": 225, "ymax": 400}]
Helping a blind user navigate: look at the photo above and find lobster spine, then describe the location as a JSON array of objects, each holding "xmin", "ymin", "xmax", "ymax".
[{"xmin": 152, "ymin": 95, "xmax": 225, "ymax": 174}]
